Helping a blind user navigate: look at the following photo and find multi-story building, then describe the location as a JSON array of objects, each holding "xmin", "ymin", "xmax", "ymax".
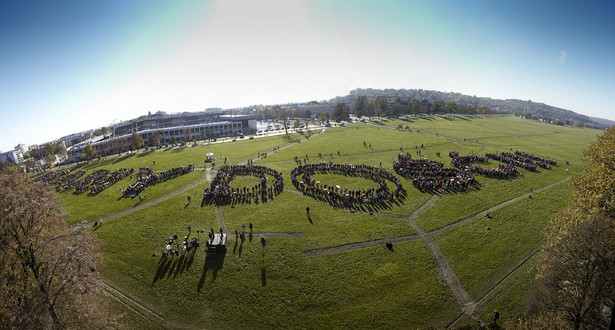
[
  {"xmin": 67, "ymin": 111, "xmax": 256, "ymax": 162},
  {"xmin": 0, "ymin": 149, "xmax": 24, "ymax": 166}
]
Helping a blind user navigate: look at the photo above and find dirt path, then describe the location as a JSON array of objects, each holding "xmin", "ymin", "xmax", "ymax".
[
  {"xmin": 215, "ymin": 207, "xmax": 228, "ymax": 233},
  {"xmin": 303, "ymin": 234, "xmax": 421, "ymax": 257},
  {"xmin": 398, "ymin": 196, "xmax": 484, "ymax": 324},
  {"xmin": 71, "ymin": 175, "xmax": 211, "ymax": 231},
  {"xmin": 426, "ymin": 177, "xmax": 570, "ymax": 238},
  {"xmin": 253, "ymin": 232, "xmax": 303, "ymax": 238},
  {"xmin": 101, "ymin": 281, "xmax": 166, "ymax": 327},
  {"xmin": 447, "ymin": 249, "xmax": 540, "ymax": 327}
]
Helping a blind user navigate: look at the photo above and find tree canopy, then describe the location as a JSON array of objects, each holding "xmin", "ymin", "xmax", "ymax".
[
  {"xmin": 528, "ymin": 126, "xmax": 615, "ymax": 329},
  {"xmin": 129, "ymin": 132, "xmax": 144, "ymax": 150},
  {"xmin": 0, "ymin": 173, "xmax": 111, "ymax": 328}
]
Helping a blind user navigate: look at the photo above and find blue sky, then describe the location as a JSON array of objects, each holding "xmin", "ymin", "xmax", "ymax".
[{"xmin": 1, "ymin": 0, "xmax": 614, "ymax": 152}]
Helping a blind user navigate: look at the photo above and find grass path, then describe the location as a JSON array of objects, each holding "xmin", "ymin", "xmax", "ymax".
[
  {"xmin": 302, "ymin": 234, "xmax": 421, "ymax": 256},
  {"xmin": 402, "ymin": 195, "xmax": 484, "ymax": 323},
  {"xmin": 101, "ymin": 280, "xmax": 166, "ymax": 327},
  {"xmin": 447, "ymin": 248, "xmax": 541, "ymax": 327}
]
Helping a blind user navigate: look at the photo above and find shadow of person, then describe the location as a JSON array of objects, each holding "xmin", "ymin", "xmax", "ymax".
[
  {"xmin": 152, "ymin": 256, "xmax": 168, "ymax": 284},
  {"xmin": 386, "ymin": 242, "xmax": 394, "ymax": 251},
  {"xmin": 261, "ymin": 267, "xmax": 266, "ymax": 287},
  {"xmin": 307, "ymin": 215, "xmax": 313, "ymax": 224},
  {"xmin": 249, "ymin": 232, "xmax": 253, "ymax": 242}
]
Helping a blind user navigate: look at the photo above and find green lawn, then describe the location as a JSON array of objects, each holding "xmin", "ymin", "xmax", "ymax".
[{"xmin": 50, "ymin": 116, "xmax": 599, "ymax": 328}]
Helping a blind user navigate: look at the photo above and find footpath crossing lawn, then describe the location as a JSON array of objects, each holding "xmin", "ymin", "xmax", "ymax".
[{"xmin": 53, "ymin": 116, "xmax": 599, "ymax": 328}]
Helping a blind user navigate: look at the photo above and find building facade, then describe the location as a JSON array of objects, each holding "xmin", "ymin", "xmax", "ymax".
[{"xmin": 67, "ymin": 112, "xmax": 256, "ymax": 162}]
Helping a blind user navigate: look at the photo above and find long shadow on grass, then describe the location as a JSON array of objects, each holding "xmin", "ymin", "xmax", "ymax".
[
  {"xmin": 152, "ymin": 248, "xmax": 198, "ymax": 284},
  {"xmin": 197, "ymin": 251, "xmax": 226, "ymax": 292},
  {"xmin": 292, "ymin": 185, "xmax": 406, "ymax": 214}
]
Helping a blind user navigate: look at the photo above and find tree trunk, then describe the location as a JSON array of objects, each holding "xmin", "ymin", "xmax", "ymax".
[{"xmin": 609, "ymin": 303, "xmax": 614, "ymax": 330}]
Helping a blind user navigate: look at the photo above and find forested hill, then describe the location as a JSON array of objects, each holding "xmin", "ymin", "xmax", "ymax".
[{"xmin": 329, "ymin": 88, "xmax": 610, "ymax": 129}]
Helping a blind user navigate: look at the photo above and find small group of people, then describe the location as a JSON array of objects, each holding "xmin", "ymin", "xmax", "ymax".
[
  {"xmin": 290, "ymin": 161, "xmax": 404, "ymax": 209},
  {"xmin": 202, "ymin": 164, "xmax": 284, "ymax": 205},
  {"xmin": 160, "ymin": 227, "xmax": 202, "ymax": 258}
]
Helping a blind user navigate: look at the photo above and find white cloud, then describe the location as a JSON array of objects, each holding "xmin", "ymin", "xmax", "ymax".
[{"xmin": 559, "ymin": 50, "xmax": 567, "ymax": 63}]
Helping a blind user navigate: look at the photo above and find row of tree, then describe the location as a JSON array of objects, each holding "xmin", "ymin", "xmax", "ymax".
[
  {"xmin": 333, "ymin": 88, "xmax": 607, "ymax": 129},
  {"xmin": 326, "ymin": 96, "xmax": 501, "ymax": 123}
]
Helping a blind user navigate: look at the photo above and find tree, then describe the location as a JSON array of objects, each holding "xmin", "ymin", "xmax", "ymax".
[
  {"xmin": 317, "ymin": 111, "xmax": 327, "ymax": 123},
  {"xmin": 351, "ymin": 95, "xmax": 368, "ymax": 117},
  {"xmin": 44, "ymin": 143, "xmax": 55, "ymax": 157},
  {"xmin": 0, "ymin": 173, "xmax": 111, "ymax": 328},
  {"xmin": 445, "ymin": 101, "xmax": 457, "ymax": 114},
  {"xmin": 83, "ymin": 143, "xmax": 96, "ymax": 160},
  {"xmin": 375, "ymin": 97, "xmax": 388, "ymax": 117},
  {"xmin": 331, "ymin": 102, "xmax": 349, "ymax": 123},
  {"xmin": 129, "ymin": 132, "xmax": 144, "ymax": 150},
  {"xmin": 293, "ymin": 118, "xmax": 301, "ymax": 129},
  {"xmin": 44, "ymin": 153, "xmax": 56, "ymax": 168},
  {"xmin": 530, "ymin": 210, "xmax": 614, "ymax": 329},
  {"xmin": 170, "ymin": 136, "xmax": 176, "ymax": 145},
  {"xmin": 0, "ymin": 160, "xmax": 21, "ymax": 174},
  {"xmin": 149, "ymin": 132, "xmax": 162, "ymax": 147},
  {"xmin": 430, "ymin": 100, "xmax": 444, "ymax": 114},
  {"xmin": 530, "ymin": 126, "xmax": 615, "ymax": 328},
  {"xmin": 304, "ymin": 109, "xmax": 312, "ymax": 119}
]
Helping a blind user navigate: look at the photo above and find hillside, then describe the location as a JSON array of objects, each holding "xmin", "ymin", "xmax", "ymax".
[{"xmin": 324, "ymin": 88, "xmax": 609, "ymax": 129}]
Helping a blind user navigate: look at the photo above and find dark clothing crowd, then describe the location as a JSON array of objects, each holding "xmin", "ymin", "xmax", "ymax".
[
  {"xmin": 33, "ymin": 169, "xmax": 87, "ymax": 191},
  {"xmin": 75, "ymin": 168, "xmax": 134, "ymax": 195},
  {"xmin": 290, "ymin": 162, "xmax": 403, "ymax": 208},
  {"xmin": 394, "ymin": 153, "xmax": 475, "ymax": 192},
  {"xmin": 123, "ymin": 165, "xmax": 194, "ymax": 198},
  {"xmin": 485, "ymin": 150, "xmax": 556, "ymax": 171},
  {"xmin": 449, "ymin": 151, "xmax": 517, "ymax": 179},
  {"xmin": 202, "ymin": 164, "xmax": 284, "ymax": 205}
]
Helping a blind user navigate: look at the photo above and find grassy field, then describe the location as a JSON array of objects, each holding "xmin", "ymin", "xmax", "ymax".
[{"xmin": 51, "ymin": 115, "xmax": 600, "ymax": 328}]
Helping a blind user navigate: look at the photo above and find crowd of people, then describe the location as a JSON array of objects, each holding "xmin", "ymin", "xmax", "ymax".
[
  {"xmin": 485, "ymin": 150, "xmax": 555, "ymax": 171},
  {"xmin": 290, "ymin": 162, "xmax": 403, "ymax": 208},
  {"xmin": 75, "ymin": 168, "xmax": 134, "ymax": 195},
  {"xmin": 449, "ymin": 151, "xmax": 518, "ymax": 179},
  {"xmin": 54, "ymin": 170, "xmax": 85, "ymax": 191},
  {"xmin": 393, "ymin": 153, "xmax": 475, "ymax": 192},
  {"xmin": 123, "ymin": 165, "xmax": 194, "ymax": 198},
  {"xmin": 33, "ymin": 170, "xmax": 71, "ymax": 185},
  {"xmin": 33, "ymin": 169, "xmax": 87, "ymax": 191},
  {"xmin": 202, "ymin": 164, "xmax": 283, "ymax": 205}
]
